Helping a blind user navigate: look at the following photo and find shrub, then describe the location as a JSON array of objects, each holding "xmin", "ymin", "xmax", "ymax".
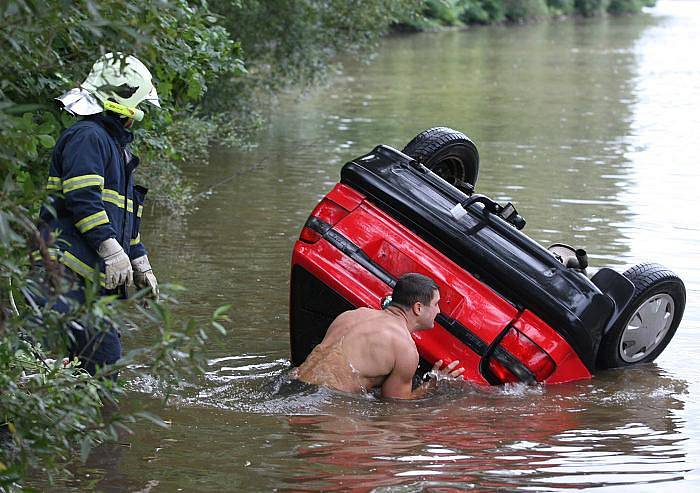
[
  {"xmin": 1, "ymin": 1, "xmax": 234, "ymax": 488},
  {"xmin": 575, "ymin": 0, "xmax": 609, "ymax": 16},
  {"xmin": 461, "ymin": 0, "xmax": 506, "ymax": 24},
  {"xmin": 607, "ymin": 0, "xmax": 654, "ymax": 15},
  {"xmin": 547, "ymin": 0, "xmax": 576, "ymax": 16},
  {"xmin": 208, "ymin": 0, "xmax": 421, "ymax": 99},
  {"xmin": 503, "ymin": 0, "xmax": 550, "ymax": 22},
  {"xmin": 425, "ymin": 0, "xmax": 465, "ymax": 26},
  {"xmin": 1, "ymin": 0, "xmax": 246, "ymax": 211}
]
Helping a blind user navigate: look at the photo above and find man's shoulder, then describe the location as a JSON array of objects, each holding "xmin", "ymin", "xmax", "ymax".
[
  {"xmin": 58, "ymin": 119, "xmax": 111, "ymax": 146},
  {"xmin": 388, "ymin": 330, "xmax": 419, "ymax": 374},
  {"xmin": 371, "ymin": 321, "xmax": 416, "ymax": 353},
  {"xmin": 338, "ymin": 306, "xmax": 377, "ymax": 320},
  {"xmin": 390, "ymin": 328, "xmax": 417, "ymax": 351},
  {"xmin": 353, "ymin": 306, "xmax": 377, "ymax": 313}
]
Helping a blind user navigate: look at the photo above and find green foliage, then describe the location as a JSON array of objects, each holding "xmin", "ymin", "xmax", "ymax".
[
  {"xmin": 546, "ymin": 0, "xmax": 576, "ymax": 16},
  {"xmin": 607, "ymin": 0, "xmax": 653, "ymax": 15},
  {"xmin": 0, "ymin": 274, "xmax": 231, "ymax": 489},
  {"xmin": 0, "ymin": 182, "xmax": 231, "ymax": 490},
  {"xmin": 503, "ymin": 0, "xmax": 550, "ymax": 22},
  {"xmin": 411, "ymin": 0, "xmax": 652, "ymax": 27},
  {"xmin": 574, "ymin": 0, "xmax": 609, "ymax": 16},
  {"xmin": 424, "ymin": 0, "xmax": 465, "ymax": 26},
  {"xmin": 1, "ymin": 0, "xmax": 245, "ymax": 212},
  {"xmin": 1, "ymin": 1, "xmax": 234, "ymax": 488},
  {"xmin": 462, "ymin": 0, "xmax": 506, "ymax": 24},
  {"xmin": 208, "ymin": 0, "xmax": 421, "ymax": 100}
]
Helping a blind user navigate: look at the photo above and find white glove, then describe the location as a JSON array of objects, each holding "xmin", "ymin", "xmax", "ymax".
[
  {"xmin": 98, "ymin": 238, "xmax": 133, "ymax": 290},
  {"xmin": 132, "ymin": 255, "xmax": 159, "ymax": 299}
]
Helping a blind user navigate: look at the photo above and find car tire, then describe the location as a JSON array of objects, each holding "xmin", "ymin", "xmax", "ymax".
[
  {"xmin": 597, "ymin": 263, "xmax": 685, "ymax": 369},
  {"xmin": 403, "ymin": 127, "xmax": 479, "ymax": 187}
]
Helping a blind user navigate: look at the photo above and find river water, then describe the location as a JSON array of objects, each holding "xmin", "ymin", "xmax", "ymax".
[{"xmin": 57, "ymin": 1, "xmax": 700, "ymax": 491}]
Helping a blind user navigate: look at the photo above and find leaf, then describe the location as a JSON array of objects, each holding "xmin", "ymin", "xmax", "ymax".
[
  {"xmin": 2, "ymin": 103, "xmax": 47, "ymax": 115},
  {"xmin": 80, "ymin": 437, "xmax": 92, "ymax": 464},
  {"xmin": 213, "ymin": 304, "xmax": 230, "ymax": 320},
  {"xmin": 0, "ymin": 211, "xmax": 23, "ymax": 245},
  {"xmin": 212, "ymin": 321, "xmax": 227, "ymax": 335},
  {"xmin": 134, "ymin": 411, "xmax": 169, "ymax": 429},
  {"xmin": 37, "ymin": 134, "xmax": 55, "ymax": 148}
]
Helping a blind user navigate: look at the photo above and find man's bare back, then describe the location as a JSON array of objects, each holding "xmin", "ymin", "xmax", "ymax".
[
  {"xmin": 294, "ymin": 307, "xmax": 417, "ymax": 393},
  {"xmin": 294, "ymin": 273, "xmax": 464, "ymax": 399}
]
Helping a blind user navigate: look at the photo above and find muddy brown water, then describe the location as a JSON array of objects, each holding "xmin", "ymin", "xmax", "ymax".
[{"xmin": 47, "ymin": 2, "xmax": 700, "ymax": 491}]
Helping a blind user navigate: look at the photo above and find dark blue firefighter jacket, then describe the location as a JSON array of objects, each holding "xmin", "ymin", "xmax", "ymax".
[{"xmin": 39, "ymin": 113, "xmax": 148, "ymax": 285}]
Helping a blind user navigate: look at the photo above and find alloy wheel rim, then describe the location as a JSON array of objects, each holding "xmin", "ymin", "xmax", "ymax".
[{"xmin": 619, "ymin": 293, "xmax": 675, "ymax": 363}]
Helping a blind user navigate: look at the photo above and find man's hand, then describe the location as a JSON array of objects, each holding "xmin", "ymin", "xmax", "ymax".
[
  {"xmin": 131, "ymin": 255, "xmax": 159, "ymax": 299},
  {"xmin": 98, "ymin": 238, "xmax": 133, "ymax": 289},
  {"xmin": 431, "ymin": 359, "xmax": 465, "ymax": 379}
]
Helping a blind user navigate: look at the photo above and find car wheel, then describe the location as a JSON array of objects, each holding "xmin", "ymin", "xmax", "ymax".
[
  {"xmin": 597, "ymin": 263, "xmax": 685, "ymax": 369},
  {"xmin": 403, "ymin": 127, "xmax": 479, "ymax": 187}
]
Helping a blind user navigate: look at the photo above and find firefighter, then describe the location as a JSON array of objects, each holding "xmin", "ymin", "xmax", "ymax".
[{"xmin": 37, "ymin": 52, "xmax": 160, "ymax": 376}]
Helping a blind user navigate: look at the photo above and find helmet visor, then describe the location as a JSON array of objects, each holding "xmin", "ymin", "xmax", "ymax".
[{"xmin": 145, "ymin": 85, "xmax": 160, "ymax": 108}]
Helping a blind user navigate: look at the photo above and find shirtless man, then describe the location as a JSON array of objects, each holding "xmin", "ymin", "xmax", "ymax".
[{"xmin": 294, "ymin": 273, "xmax": 464, "ymax": 399}]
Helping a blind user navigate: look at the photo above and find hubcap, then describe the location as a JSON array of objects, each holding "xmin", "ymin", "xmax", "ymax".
[{"xmin": 619, "ymin": 293, "xmax": 675, "ymax": 363}]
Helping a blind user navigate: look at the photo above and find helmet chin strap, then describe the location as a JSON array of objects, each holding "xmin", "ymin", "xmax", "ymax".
[{"xmin": 103, "ymin": 100, "xmax": 144, "ymax": 122}]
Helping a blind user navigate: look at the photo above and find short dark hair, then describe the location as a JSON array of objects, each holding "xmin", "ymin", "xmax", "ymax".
[{"xmin": 391, "ymin": 273, "xmax": 439, "ymax": 309}]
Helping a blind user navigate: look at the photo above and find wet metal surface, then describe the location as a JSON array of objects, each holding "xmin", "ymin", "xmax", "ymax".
[{"xmin": 50, "ymin": 2, "xmax": 700, "ymax": 491}]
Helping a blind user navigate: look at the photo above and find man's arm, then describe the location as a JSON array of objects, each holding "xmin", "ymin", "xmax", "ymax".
[
  {"xmin": 382, "ymin": 350, "xmax": 466, "ymax": 400},
  {"xmin": 60, "ymin": 128, "xmax": 133, "ymax": 289},
  {"xmin": 61, "ymin": 130, "xmax": 116, "ymax": 250},
  {"xmin": 380, "ymin": 341, "xmax": 419, "ymax": 400}
]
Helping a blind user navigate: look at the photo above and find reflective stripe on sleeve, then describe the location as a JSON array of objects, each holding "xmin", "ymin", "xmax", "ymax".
[
  {"xmin": 137, "ymin": 205, "xmax": 143, "ymax": 218},
  {"xmin": 130, "ymin": 233, "xmax": 141, "ymax": 246},
  {"xmin": 75, "ymin": 210, "xmax": 109, "ymax": 233},
  {"xmin": 61, "ymin": 251, "xmax": 106, "ymax": 284},
  {"xmin": 31, "ymin": 248, "xmax": 59, "ymax": 263},
  {"xmin": 63, "ymin": 174, "xmax": 105, "ymax": 193},
  {"xmin": 102, "ymin": 189, "xmax": 134, "ymax": 212},
  {"xmin": 46, "ymin": 176, "xmax": 62, "ymax": 191}
]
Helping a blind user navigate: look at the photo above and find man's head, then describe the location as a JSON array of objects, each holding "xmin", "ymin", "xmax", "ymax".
[{"xmin": 390, "ymin": 273, "xmax": 440, "ymax": 330}]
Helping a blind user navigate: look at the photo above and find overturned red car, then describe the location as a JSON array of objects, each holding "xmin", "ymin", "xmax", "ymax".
[{"xmin": 289, "ymin": 127, "xmax": 686, "ymax": 385}]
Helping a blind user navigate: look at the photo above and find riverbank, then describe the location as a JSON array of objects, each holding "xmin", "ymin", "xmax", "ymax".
[{"xmin": 402, "ymin": 0, "xmax": 656, "ymax": 30}]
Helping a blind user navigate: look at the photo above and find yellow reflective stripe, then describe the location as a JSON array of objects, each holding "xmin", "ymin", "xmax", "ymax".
[
  {"xmin": 63, "ymin": 174, "xmax": 104, "ymax": 193},
  {"xmin": 31, "ymin": 249, "xmax": 59, "ymax": 263},
  {"xmin": 47, "ymin": 176, "xmax": 62, "ymax": 191},
  {"xmin": 31, "ymin": 249, "xmax": 105, "ymax": 285},
  {"xmin": 137, "ymin": 205, "xmax": 143, "ymax": 218},
  {"xmin": 75, "ymin": 210, "xmax": 109, "ymax": 233},
  {"xmin": 130, "ymin": 233, "xmax": 141, "ymax": 246},
  {"xmin": 60, "ymin": 251, "xmax": 106, "ymax": 284},
  {"xmin": 102, "ymin": 189, "xmax": 134, "ymax": 212}
]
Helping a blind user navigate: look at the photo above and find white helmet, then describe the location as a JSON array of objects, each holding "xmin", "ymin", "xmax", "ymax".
[{"xmin": 56, "ymin": 53, "xmax": 160, "ymax": 121}]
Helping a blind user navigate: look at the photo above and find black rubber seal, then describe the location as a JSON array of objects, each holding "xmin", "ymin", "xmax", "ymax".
[{"xmin": 479, "ymin": 325, "xmax": 536, "ymax": 385}]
